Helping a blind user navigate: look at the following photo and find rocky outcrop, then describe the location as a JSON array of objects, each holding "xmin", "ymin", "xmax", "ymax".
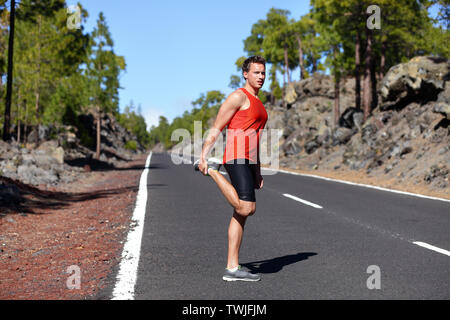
[
  {"xmin": 380, "ymin": 56, "xmax": 449, "ymax": 110},
  {"xmin": 1, "ymin": 112, "xmax": 146, "ymax": 187},
  {"xmin": 262, "ymin": 56, "xmax": 449, "ymax": 193}
]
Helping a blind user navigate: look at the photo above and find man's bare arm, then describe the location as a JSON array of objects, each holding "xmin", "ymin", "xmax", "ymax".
[{"xmin": 200, "ymin": 91, "xmax": 245, "ymax": 161}]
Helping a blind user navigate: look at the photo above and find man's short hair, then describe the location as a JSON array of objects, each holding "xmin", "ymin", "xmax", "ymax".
[{"xmin": 242, "ymin": 56, "xmax": 266, "ymax": 79}]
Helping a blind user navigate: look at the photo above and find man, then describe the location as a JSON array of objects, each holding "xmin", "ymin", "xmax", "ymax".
[{"xmin": 194, "ymin": 56, "xmax": 268, "ymax": 281}]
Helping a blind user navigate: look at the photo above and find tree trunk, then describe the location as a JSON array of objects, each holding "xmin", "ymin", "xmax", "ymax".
[
  {"xmin": 35, "ymin": 15, "xmax": 42, "ymax": 146},
  {"xmin": 17, "ymin": 89, "xmax": 21, "ymax": 143},
  {"xmin": 355, "ymin": 30, "xmax": 361, "ymax": 110},
  {"xmin": 363, "ymin": 28, "xmax": 373, "ymax": 122},
  {"xmin": 333, "ymin": 46, "xmax": 340, "ymax": 127},
  {"xmin": 17, "ymin": 119, "xmax": 20, "ymax": 143},
  {"xmin": 379, "ymin": 40, "xmax": 386, "ymax": 80},
  {"xmin": 270, "ymin": 64, "xmax": 277, "ymax": 104},
  {"xmin": 296, "ymin": 35, "xmax": 306, "ymax": 80},
  {"xmin": 2, "ymin": 0, "xmax": 15, "ymax": 141},
  {"xmin": 312, "ymin": 56, "xmax": 317, "ymax": 74},
  {"xmin": 24, "ymin": 100, "xmax": 28, "ymax": 145},
  {"xmin": 371, "ymin": 52, "xmax": 378, "ymax": 111},
  {"xmin": 96, "ymin": 107, "xmax": 101, "ymax": 160},
  {"xmin": 334, "ymin": 75, "xmax": 340, "ymax": 127},
  {"xmin": 284, "ymin": 45, "xmax": 290, "ymax": 84}
]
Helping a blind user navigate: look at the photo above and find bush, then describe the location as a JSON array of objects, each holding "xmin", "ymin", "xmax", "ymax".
[{"xmin": 124, "ymin": 140, "xmax": 137, "ymax": 151}]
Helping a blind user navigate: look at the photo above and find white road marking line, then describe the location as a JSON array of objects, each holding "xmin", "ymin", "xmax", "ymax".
[
  {"xmin": 283, "ymin": 193, "xmax": 323, "ymax": 209},
  {"xmin": 412, "ymin": 241, "xmax": 450, "ymax": 257},
  {"xmin": 111, "ymin": 152, "xmax": 153, "ymax": 300},
  {"xmin": 262, "ymin": 167, "xmax": 450, "ymax": 203}
]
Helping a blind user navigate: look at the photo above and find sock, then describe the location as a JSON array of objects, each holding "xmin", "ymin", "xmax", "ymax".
[{"xmin": 227, "ymin": 266, "xmax": 238, "ymax": 272}]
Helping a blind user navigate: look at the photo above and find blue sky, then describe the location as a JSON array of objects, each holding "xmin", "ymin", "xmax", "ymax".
[{"xmin": 76, "ymin": 0, "xmax": 311, "ymax": 129}]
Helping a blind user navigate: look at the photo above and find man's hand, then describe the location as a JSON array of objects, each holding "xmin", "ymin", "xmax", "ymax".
[
  {"xmin": 198, "ymin": 158, "xmax": 209, "ymax": 176},
  {"xmin": 255, "ymin": 163, "xmax": 263, "ymax": 189},
  {"xmin": 255, "ymin": 174, "xmax": 263, "ymax": 189}
]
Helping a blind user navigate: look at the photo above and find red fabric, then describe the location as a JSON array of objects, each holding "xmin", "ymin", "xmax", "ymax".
[{"xmin": 223, "ymin": 88, "xmax": 268, "ymax": 164}]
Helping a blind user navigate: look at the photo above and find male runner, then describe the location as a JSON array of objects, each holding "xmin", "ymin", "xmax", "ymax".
[{"xmin": 194, "ymin": 56, "xmax": 268, "ymax": 281}]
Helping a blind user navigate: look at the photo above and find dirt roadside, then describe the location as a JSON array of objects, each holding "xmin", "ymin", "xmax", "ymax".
[{"xmin": 0, "ymin": 153, "xmax": 148, "ymax": 300}]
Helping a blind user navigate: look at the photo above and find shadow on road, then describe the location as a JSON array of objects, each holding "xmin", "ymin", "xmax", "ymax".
[{"xmin": 242, "ymin": 252, "xmax": 317, "ymax": 274}]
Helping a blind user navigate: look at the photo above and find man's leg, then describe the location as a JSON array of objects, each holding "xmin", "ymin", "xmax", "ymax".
[
  {"xmin": 207, "ymin": 169, "xmax": 240, "ymax": 209},
  {"xmin": 208, "ymin": 170, "xmax": 256, "ymax": 268},
  {"xmin": 227, "ymin": 210, "xmax": 247, "ymax": 269},
  {"xmin": 207, "ymin": 166, "xmax": 260, "ymax": 281},
  {"xmin": 208, "ymin": 169, "xmax": 255, "ymax": 214}
]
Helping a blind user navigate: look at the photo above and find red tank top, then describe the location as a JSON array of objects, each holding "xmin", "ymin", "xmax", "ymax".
[{"xmin": 223, "ymin": 88, "xmax": 268, "ymax": 164}]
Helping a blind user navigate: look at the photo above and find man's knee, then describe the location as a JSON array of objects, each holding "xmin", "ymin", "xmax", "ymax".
[{"xmin": 236, "ymin": 201, "xmax": 256, "ymax": 217}]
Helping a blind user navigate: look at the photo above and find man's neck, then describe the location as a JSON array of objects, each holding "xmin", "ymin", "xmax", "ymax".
[{"xmin": 243, "ymin": 84, "xmax": 259, "ymax": 97}]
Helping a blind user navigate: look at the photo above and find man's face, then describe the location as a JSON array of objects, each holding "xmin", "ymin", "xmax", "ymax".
[{"xmin": 244, "ymin": 63, "xmax": 265, "ymax": 89}]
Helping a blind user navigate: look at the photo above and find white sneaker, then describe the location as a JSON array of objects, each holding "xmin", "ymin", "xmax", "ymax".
[{"xmin": 193, "ymin": 158, "xmax": 222, "ymax": 175}]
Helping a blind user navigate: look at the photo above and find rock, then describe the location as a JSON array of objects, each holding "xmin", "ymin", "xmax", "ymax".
[
  {"xmin": 17, "ymin": 165, "xmax": 58, "ymax": 185},
  {"xmin": 283, "ymin": 140, "xmax": 302, "ymax": 156},
  {"xmin": 282, "ymin": 129, "xmax": 304, "ymax": 156},
  {"xmin": 0, "ymin": 141, "xmax": 11, "ymax": 158},
  {"xmin": 333, "ymin": 127, "xmax": 353, "ymax": 145},
  {"xmin": 353, "ymin": 112, "xmax": 364, "ymax": 130},
  {"xmin": 295, "ymin": 73, "xmax": 334, "ymax": 99},
  {"xmin": 424, "ymin": 164, "xmax": 449, "ymax": 184},
  {"xmin": 339, "ymin": 107, "xmax": 364, "ymax": 130},
  {"xmin": 285, "ymin": 82, "xmax": 298, "ymax": 105},
  {"xmin": 432, "ymin": 102, "xmax": 450, "ymax": 120},
  {"xmin": 316, "ymin": 121, "xmax": 332, "ymax": 145},
  {"xmin": 0, "ymin": 160, "xmax": 17, "ymax": 174},
  {"xmin": 437, "ymin": 81, "xmax": 450, "ymax": 103},
  {"xmin": 32, "ymin": 143, "xmax": 65, "ymax": 169},
  {"xmin": 282, "ymin": 126, "xmax": 296, "ymax": 139},
  {"xmin": 52, "ymin": 147, "xmax": 65, "ymax": 164},
  {"xmin": 265, "ymin": 111, "xmax": 284, "ymax": 130},
  {"xmin": 438, "ymin": 146, "xmax": 449, "ymax": 155},
  {"xmin": 27, "ymin": 125, "xmax": 51, "ymax": 143},
  {"xmin": 380, "ymin": 56, "xmax": 448, "ymax": 110},
  {"xmin": 305, "ymin": 140, "xmax": 319, "ymax": 154}
]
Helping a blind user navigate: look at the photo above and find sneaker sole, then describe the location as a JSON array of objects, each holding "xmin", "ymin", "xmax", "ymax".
[{"xmin": 222, "ymin": 276, "xmax": 261, "ymax": 282}]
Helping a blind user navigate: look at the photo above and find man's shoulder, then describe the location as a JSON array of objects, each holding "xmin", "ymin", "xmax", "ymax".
[{"xmin": 228, "ymin": 89, "xmax": 246, "ymax": 104}]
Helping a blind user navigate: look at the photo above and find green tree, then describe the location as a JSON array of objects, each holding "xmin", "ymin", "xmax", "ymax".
[
  {"xmin": 118, "ymin": 100, "xmax": 151, "ymax": 148},
  {"xmin": 229, "ymin": 56, "xmax": 247, "ymax": 89},
  {"xmin": 87, "ymin": 12, "xmax": 126, "ymax": 159},
  {"xmin": 262, "ymin": 9, "xmax": 298, "ymax": 85},
  {"xmin": 6, "ymin": 0, "xmax": 89, "ymax": 143}
]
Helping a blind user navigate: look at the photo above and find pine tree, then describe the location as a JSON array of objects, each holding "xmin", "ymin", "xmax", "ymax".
[{"xmin": 87, "ymin": 12, "xmax": 126, "ymax": 159}]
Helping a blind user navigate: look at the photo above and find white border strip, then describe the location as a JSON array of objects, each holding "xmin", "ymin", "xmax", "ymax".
[
  {"xmin": 283, "ymin": 193, "xmax": 323, "ymax": 209},
  {"xmin": 412, "ymin": 241, "xmax": 450, "ymax": 257},
  {"xmin": 263, "ymin": 167, "xmax": 450, "ymax": 203},
  {"xmin": 111, "ymin": 152, "xmax": 152, "ymax": 300}
]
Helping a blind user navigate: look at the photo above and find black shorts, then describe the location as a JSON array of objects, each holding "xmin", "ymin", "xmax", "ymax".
[{"xmin": 223, "ymin": 159, "xmax": 258, "ymax": 202}]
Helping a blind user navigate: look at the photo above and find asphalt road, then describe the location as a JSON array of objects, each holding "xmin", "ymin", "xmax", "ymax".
[{"xmin": 116, "ymin": 152, "xmax": 450, "ymax": 299}]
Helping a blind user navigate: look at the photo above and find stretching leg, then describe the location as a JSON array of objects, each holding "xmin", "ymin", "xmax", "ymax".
[{"xmin": 208, "ymin": 169, "xmax": 255, "ymax": 215}]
